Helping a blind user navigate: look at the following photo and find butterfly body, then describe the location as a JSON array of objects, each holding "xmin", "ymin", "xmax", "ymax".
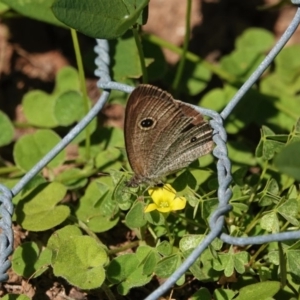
[{"xmin": 124, "ymin": 84, "xmax": 213, "ymax": 187}]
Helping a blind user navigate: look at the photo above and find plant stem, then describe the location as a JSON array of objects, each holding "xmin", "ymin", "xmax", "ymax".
[
  {"xmin": 70, "ymin": 28, "xmax": 91, "ymax": 159},
  {"xmin": 164, "ymin": 214, "xmax": 174, "ymax": 245},
  {"xmin": 108, "ymin": 241, "xmax": 140, "ymax": 255},
  {"xmin": 132, "ymin": 26, "xmax": 148, "ymax": 83},
  {"xmin": 0, "ymin": 166, "xmax": 20, "ymax": 175},
  {"xmin": 143, "ymin": 34, "xmax": 235, "ymax": 82},
  {"xmin": 172, "ymin": 0, "xmax": 192, "ymax": 94},
  {"xmin": 101, "ymin": 283, "xmax": 116, "ymax": 300}
]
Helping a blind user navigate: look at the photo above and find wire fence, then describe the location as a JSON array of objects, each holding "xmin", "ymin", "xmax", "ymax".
[{"xmin": 0, "ymin": 1, "xmax": 300, "ymax": 299}]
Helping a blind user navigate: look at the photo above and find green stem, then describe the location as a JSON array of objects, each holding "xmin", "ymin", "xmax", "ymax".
[
  {"xmin": 171, "ymin": 212, "xmax": 206, "ymax": 229},
  {"xmin": 286, "ymin": 279, "xmax": 298, "ymax": 296},
  {"xmin": 147, "ymin": 225, "xmax": 158, "ymax": 241},
  {"xmin": 172, "ymin": 0, "xmax": 192, "ymax": 94},
  {"xmin": 249, "ymin": 243, "xmax": 268, "ymax": 265},
  {"xmin": 132, "ymin": 26, "xmax": 148, "ymax": 83},
  {"xmin": 244, "ymin": 207, "xmax": 266, "ymax": 235},
  {"xmin": 69, "ymin": 216, "xmax": 107, "ymax": 249},
  {"xmin": 100, "ymin": 283, "xmax": 116, "ymax": 300},
  {"xmin": 247, "ymin": 160, "xmax": 268, "ymax": 206},
  {"xmin": 0, "ymin": 166, "xmax": 20, "ymax": 175},
  {"xmin": 70, "ymin": 28, "xmax": 91, "ymax": 159},
  {"xmin": 108, "ymin": 241, "xmax": 140, "ymax": 255},
  {"xmin": 278, "ymin": 242, "xmax": 287, "ymax": 287},
  {"xmin": 274, "ymin": 101, "xmax": 300, "ymax": 120},
  {"xmin": 164, "ymin": 214, "xmax": 174, "ymax": 245},
  {"xmin": 143, "ymin": 34, "xmax": 235, "ymax": 82}
]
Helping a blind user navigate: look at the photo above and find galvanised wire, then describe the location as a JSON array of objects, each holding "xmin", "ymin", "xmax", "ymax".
[
  {"xmin": 0, "ymin": 41, "xmax": 113, "ymax": 281},
  {"xmin": 144, "ymin": 4, "xmax": 300, "ymax": 299},
  {"xmin": 0, "ymin": 185, "xmax": 13, "ymax": 281},
  {"xmin": 0, "ymin": 2, "xmax": 299, "ymax": 297}
]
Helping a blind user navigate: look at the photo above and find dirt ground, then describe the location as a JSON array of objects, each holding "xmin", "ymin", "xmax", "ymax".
[{"xmin": 1, "ymin": 0, "xmax": 300, "ymax": 299}]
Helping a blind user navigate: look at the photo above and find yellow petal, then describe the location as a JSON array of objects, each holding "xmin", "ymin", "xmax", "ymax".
[
  {"xmin": 156, "ymin": 206, "xmax": 173, "ymax": 213},
  {"xmin": 170, "ymin": 197, "xmax": 187, "ymax": 211},
  {"xmin": 144, "ymin": 203, "xmax": 158, "ymax": 213},
  {"xmin": 148, "ymin": 184, "xmax": 176, "ymax": 204}
]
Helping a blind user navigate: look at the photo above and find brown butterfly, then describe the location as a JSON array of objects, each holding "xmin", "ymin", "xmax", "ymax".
[{"xmin": 124, "ymin": 84, "xmax": 213, "ymax": 187}]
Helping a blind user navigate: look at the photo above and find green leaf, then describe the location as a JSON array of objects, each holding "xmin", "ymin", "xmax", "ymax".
[
  {"xmin": 52, "ymin": 0, "xmax": 149, "ymax": 39},
  {"xmin": 224, "ymin": 255, "xmax": 234, "ymax": 277},
  {"xmin": 182, "ymin": 247, "xmax": 219, "ymax": 281},
  {"xmin": 23, "ymin": 90, "xmax": 58, "ymax": 128},
  {"xmin": 54, "ymin": 91, "xmax": 84, "ymax": 126},
  {"xmin": 0, "ymin": 3, "xmax": 9, "ymax": 13},
  {"xmin": 23, "ymin": 66, "xmax": 84, "ymax": 128},
  {"xmin": 188, "ymin": 169, "xmax": 214, "ymax": 190},
  {"xmin": 221, "ymin": 28, "xmax": 274, "ymax": 80},
  {"xmin": 276, "ymin": 44, "xmax": 300, "ymax": 83},
  {"xmin": 258, "ymin": 178, "xmax": 280, "ymax": 207},
  {"xmin": 191, "ymin": 288, "xmax": 212, "ymax": 300},
  {"xmin": 260, "ymin": 212, "xmax": 279, "ymax": 233},
  {"xmin": 47, "ymin": 225, "xmax": 84, "ymax": 262},
  {"xmin": 52, "ymin": 236, "xmax": 107, "ymax": 289},
  {"xmin": 233, "ymin": 251, "xmax": 249, "ymax": 274},
  {"xmin": 154, "ymin": 253, "xmax": 181, "ymax": 278},
  {"xmin": 72, "ymin": 117, "xmax": 97, "ymax": 144},
  {"xmin": 277, "ymin": 198, "xmax": 299, "ymax": 226},
  {"xmin": 255, "ymin": 126, "xmax": 286, "ymax": 160},
  {"xmin": 95, "ymin": 148, "xmax": 123, "ymax": 172},
  {"xmin": 0, "ymin": 110, "xmax": 14, "ymax": 146},
  {"xmin": 1, "ymin": 0, "xmax": 65, "ymax": 26},
  {"xmin": 179, "ymin": 60, "xmax": 211, "ymax": 95},
  {"xmin": 75, "ymin": 180, "xmax": 119, "ymax": 232},
  {"xmin": 221, "ymin": 49, "xmax": 265, "ymax": 80},
  {"xmin": 53, "ymin": 66, "xmax": 81, "ymax": 94},
  {"xmin": 156, "ymin": 241, "xmax": 172, "ymax": 256},
  {"xmin": 111, "ymin": 170, "xmax": 135, "ymax": 210},
  {"xmin": 125, "ymin": 201, "xmax": 147, "ymax": 228},
  {"xmin": 12, "ymin": 242, "xmax": 52, "ymax": 278},
  {"xmin": 13, "ymin": 129, "xmax": 66, "ymax": 171},
  {"xmin": 202, "ymin": 85, "xmax": 280, "ymax": 135},
  {"xmin": 214, "ymin": 288, "xmax": 236, "ymax": 300},
  {"xmin": 286, "ymin": 249, "xmax": 300, "ymax": 277},
  {"xmin": 212, "ymin": 249, "xmax": 249, "ymax": 277},
  {"xmin": 112, "ymin": 32, "xmax": 152, "ymax": 82},
  {"xmin": 228, "ymin": 141, "xmax": 256, "ymax": 166},
  {"xmin": 136, "ymin": 245, "xmax": 158, "ymax": 276},
  {"xmin": 172, "ymin": 170, "xmax": 197, "ymax": 191},
  {"xmin": 55, "ymin": 167, "xmax": 88, "ymax": 189},
  {"xmin": 145, "ymin": 209, "xmax": 166, "ymax": 226},
  {"xmin": 78, "ymin": 127, "xmax": 124, "ymax": 158},
  {"xmin": 234, "ymin": 281, "xmax": 280, "ymax": 300},
  {"xmin": 236, "ymin": 28, "xmax": 274, "ymax": 52},
  {"xmin": 274, "ymin": 141, "xmax": 300, "ymax": 181},
  {"xmin": 107, "ymin": 253, "xmax": 152, "ymax": 295},
  {"xmin": 201, "ymin": 86, "xmax": 235, "ymax": 112},
  {"xmin": 179, "ymin": 235, "xmax": 206, "ymax": 252},
  {"xmin": 5, "ymin": 176, "xmax": 47, "ymax": 206},
  {"xmin": 201, "ymin": 197, "xmax": 219, "ymax": 220},
  {"xmin": 15, "ymin": 182, "xmax": 69, "ymax": 231},
  {"xmin": 180, "ymin": 235, "xmax": 223, "ymax": 280}
]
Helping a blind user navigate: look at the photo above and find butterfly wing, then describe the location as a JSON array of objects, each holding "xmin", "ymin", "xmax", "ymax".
[{"xmin": 124, "ymin": 84, "xmax": 213, "ymax": 186}]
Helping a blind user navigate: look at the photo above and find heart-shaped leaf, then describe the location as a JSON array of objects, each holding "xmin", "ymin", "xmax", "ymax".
[{"xmin": 15, "ymin": 182, "xmax": 69, "ymax": 231}]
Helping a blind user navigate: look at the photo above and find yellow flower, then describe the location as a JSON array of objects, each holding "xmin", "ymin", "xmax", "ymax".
[{"xmin": 145, "ymin": 184, "xmax": 187, "ymax": 213}]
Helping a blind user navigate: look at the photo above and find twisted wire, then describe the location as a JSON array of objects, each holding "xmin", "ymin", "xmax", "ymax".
[
  {"xmin": 0, "ymin": 3, "xmax": 299, "ymax": 299},
  {"xmin": 0, "ymin": 39, "xmax": 112, "ymax": 281},
  {"xmin": 145, "ymin": 3, "xmax": 300, "ymax": 300},
  {"xmin": 0, "ymin": 185, "xmax": 13, "ymax": 281}
]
